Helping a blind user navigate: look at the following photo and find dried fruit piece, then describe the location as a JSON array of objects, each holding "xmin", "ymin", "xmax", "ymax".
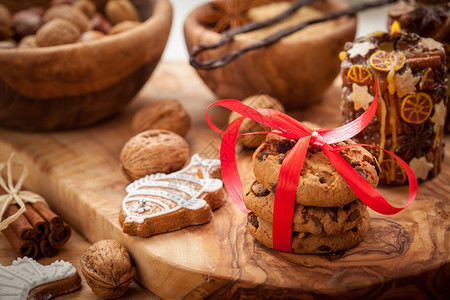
[
  {"xmin": 379, "ymin": 158, "xmax": 406, "ymax": 185},
  {"xmin": 347, "ymin": 65, "xmax": 373, "ymax": 85},
  {"xmin": 400, "ymin": 93, "xmax": 433, "ymax": 124},
  {"xmin": 369, "ymin": 50, "xmax": 406, "ymax": 72},
  {"xmin": 419, "ymin": 68, "xmax": 434, "ymax": 91}
]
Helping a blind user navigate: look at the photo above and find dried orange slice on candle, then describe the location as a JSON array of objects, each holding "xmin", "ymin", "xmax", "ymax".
[
  {"xmin": 419, "ymin": 68, "xmax": 434, "ymax": 91},
  {"xmin": 379, "ymin": 158, "xmax": 407, "ymax": 185},
  {"xmin": 369, "ymin": 50, "xmax": 406, "ymax": 72},
  {"xmin": 400, "ymin": 93, "xmax": 433, "ymax": 124},
  {"xmin": 347, "ymin": 65, "xmax": 373, "ymax": 85}
]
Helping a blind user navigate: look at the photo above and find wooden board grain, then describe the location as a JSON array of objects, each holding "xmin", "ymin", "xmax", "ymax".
[{"xmin": 0, "ymin": 62, "xmax": 449, "ymax": 299}]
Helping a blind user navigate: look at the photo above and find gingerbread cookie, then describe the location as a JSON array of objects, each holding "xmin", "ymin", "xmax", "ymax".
[
  {"xmin": 119, "ymin": 154, "xmax": 225, "ymax": 237},
  {"xmin": 243, "ymin": 172, "xmax": 367, "ymax": 235},
  {"xmin": 0, "ymin": 257, "xmax": 81, "ymax": 299},
  {"xmin": 253, "ymin": 133, "xmax": 380, "ymax": 207},
  {"xmin": 247, "ymin": 210, "xmax": 370, "ymax": 254}
]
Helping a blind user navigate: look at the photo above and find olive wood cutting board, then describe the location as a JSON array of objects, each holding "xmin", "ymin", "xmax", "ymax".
[{"xmin": 0, "ymin": 62, "xmax": 448, "ymax": 299}]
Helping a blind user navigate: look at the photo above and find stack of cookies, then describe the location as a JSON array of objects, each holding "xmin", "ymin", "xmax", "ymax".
[{"xmin": 244, "ymin": 133, "xmax": 381, "ymax": 254}]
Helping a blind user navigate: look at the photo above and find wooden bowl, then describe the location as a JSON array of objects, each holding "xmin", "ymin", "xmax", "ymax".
[
  {"xmin": 184, "ymin": 0, "xmax": 356, "ymax": 110},
  {"xmin": 0, "ymin": 0, "xmax": 172, "ymax": 131}
]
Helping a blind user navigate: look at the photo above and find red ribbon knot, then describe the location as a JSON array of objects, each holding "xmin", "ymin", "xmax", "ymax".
[
  {"xmin": 310, "ymin": 131, "xmax": 326, "ymax": 148},
  {"xmin": 206, "ymin": 77, "xmax": 417, "ymax": 253}
]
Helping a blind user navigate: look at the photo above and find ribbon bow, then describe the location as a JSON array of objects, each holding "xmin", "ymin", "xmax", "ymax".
[
  {"xmin": 0, "ymin": 153, "xmax": 46, "ymax": 232},
  {"xmin": 206, "ymin": 78, "xmax": 417, "ymax": 253}
]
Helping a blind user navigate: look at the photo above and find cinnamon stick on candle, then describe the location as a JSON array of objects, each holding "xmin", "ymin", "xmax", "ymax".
[
  {"xmin": 3, "ymin": 204, "xmax": 36, "ymax": 240},
  {"xmin": 2, "ymin": 225, "xmax": 39, "ymax": 258},
  {"xmin": 23, "ymin": 203, "xmax": 49, "ymax": 242},
  {"xmin": 31, "ymin": 201, "xmax": 64, "ymax": 233}
]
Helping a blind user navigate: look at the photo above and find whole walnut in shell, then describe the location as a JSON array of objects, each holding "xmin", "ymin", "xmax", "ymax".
[
  {"xmin": 81, "ymin": 239, "xmax": 136, "ymax": 299},
  {"xmin": 43, "ymin": 4, "xmax": 91, "ymax": 32},
  {"xmin": 120, "ymin": 129, "xmax": 190, "ymax": 181},
  {"xmin": 35, "ymin": 18, "xmax": 81, "ymax": 47},
  {"xmin": 228, "ymin": 94, "xmax": 285, "ymax": 148},
  {"xmin": 131, "ymin": 99, "xmax": 191, "ymax": 137}
]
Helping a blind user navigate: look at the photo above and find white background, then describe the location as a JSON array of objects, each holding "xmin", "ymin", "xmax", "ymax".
[{"xmin": 162, "ymin": 0, "xmax": 390, "ymax": 62}]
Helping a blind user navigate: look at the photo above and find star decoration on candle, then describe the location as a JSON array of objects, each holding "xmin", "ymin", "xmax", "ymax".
[
  {"xmin": 431, "ymin": 100, "xmax": 447, "ymax": 133},
  {"xmin": 419, "ymin": 37, "xmax": 444, "ymax": 51},
  {"xmin": 409, "ymin": 156, "xmax": 433, "ymax": 180},
  {"xmin": 347, "ymin": 41, "xmax": 376, "ymax": 58},
  {"xmin": 349, "ymin": 83, "xmax": 374, "ymax": 111},
  {"xmin": 394, "ymin": 68, "xmax": 420, "ymax": 98}
]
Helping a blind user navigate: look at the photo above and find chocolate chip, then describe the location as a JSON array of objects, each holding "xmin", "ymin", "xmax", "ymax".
[
  {"xmin": 347, "ymin": 210, "xmax": 360, "ymax": 222},
  {"xmin": 248, "ymin": 213, "xmax": 259, "ymax": 229},
  {"xmin": 310, "ymin": 216, "xmax": 322, "ymax": 230},
  {"xmin": 328, "ymin": 207, "xmax": 338, "ymax": 222},
  {"xmin": 318, "ymin": 175, "xmax": 325, "ymax": 184},
  {"xmin": 343, "ymin": 203, "xmax": 352, "ymax": 211},
  {"xmin": 257, "ymin": 149, "xmax": 269, "ymax": 161},
  {"xmin": 355, "ymin": 166, "xmax": 368, "ymax": 179},
  {"xmin": 317, "ymin": 245, "xmax": 331, "ymax": 252},
  {"xmin": 251, "ymin": 182, "xmax": 270, "ymax": 197},
  {"xmin": 278, "ymin": 154, "xmax": 285, "ymax": 164},
  {"xmin": 351, "ymin": 161, "xmax": 361, "ymax": 168},
  {"xmin": 276, "ymin": 139, "xmax": 295, "ymax": 153}
]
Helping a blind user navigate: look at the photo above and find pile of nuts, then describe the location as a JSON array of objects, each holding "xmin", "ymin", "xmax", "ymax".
[{"xmin": 0, "ymin": 0, "xmax": 142, "ymax": 49}]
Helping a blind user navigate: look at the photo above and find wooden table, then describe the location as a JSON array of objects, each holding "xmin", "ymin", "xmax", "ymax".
[{"xmin": 0, "ymin": 62, "xmax": 449, "ymax": 299}]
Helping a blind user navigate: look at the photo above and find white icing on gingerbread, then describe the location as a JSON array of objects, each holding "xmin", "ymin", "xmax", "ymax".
[
  {"xmin": 0, "ymin": 257, "xmax": 76, "ymax": 299},
  {"xmin": 123, "ymin": 154, "xmax": 222, "ymax": 224}
]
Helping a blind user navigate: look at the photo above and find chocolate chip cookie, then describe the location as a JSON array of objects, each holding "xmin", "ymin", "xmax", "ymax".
[
  {"xmin": 253, "ymin": 133, "xmax": 380, "ymax": 207},
  {"xmin": 243, "ymin": 172, "xmax": 366, "ymax": 235},
  {"xmin": 247, "ymin": 210, "xmax": 370, "ymax": 254}
]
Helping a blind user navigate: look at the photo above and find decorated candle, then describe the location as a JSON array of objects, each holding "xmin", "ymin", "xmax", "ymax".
[
  {"xmin": 340, "ymin": 29, "xmax": 447, "ymax": 185},
  {"xmin": 387, "ymin": 0, "xmax": 450, "ymax": 131}
]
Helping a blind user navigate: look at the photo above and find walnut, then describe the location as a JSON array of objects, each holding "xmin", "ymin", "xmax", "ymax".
[
  {"xmin": 105, "ymin": 0, "xmax": 140, "ymax": 25},
  {"xmin": 131, "ymin": 99, "xmax": 191, "ymax": 137},
  {"xmin": 120, "ymin": 129, "xmax": 190, "ymax": 181},
  {"xmin": 35, "ymin": 18, "xmax": 81, "ymax": 47},
  {"xmin": 81, "ymin": 240, "xmax": 136, "ymax": 299},
  {"xmin": 43, "ymin": 4, "xmax": 91, "ymax": 33},
  {"xmin": 228, "ymin": 94, "xmax": 285, "ymax": 148}
]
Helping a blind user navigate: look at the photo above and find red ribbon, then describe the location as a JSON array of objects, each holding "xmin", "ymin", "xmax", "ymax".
[{"xmin": 206, "ymin": 78, "xmax": 417, "ymax": 253}]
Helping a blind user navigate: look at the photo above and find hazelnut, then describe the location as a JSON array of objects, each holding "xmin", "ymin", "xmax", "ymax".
[
  {"xmin": 81, "ymin": 240, "xmax": 136, "ymax": 299},
  {"xmin": 11, "ymin": 9, "xmax": 42, "ymax": 40},
  {"xmin": 50, "ymin": 0, "xmax": 74, "ymax": 6},
  {"xmin": 0, "ymin": 4, "xmax": 12, "ymax": 40},
  {"xmin": 105, "ymin": 0, "xmax": 140, "ymax": 25},
  {"xmin": 131, "ymin": 99, "xmax": 191, "ymax": 137},
  {"xmin": 80, "ymin": 30, "xmax": 105, "ymax": 42},
  {"xmin": 108, "ymin": 20, "xmax": 140, "ymax": 35},
  {"xmin": 43, "ymin": 4, "xmax": 91, "ymax": 33},
  {"xmin": 18, "ymin": 35, "xmax": 37, "ymax": 48},
  {"xmin": 228, "ymin": 94, "xmax": 285, "ymax": 148},
  {"xmin": 91, "ymin": 12, "xmax": 112, "ymax": 34},
  {"xmin": 35, "ymin": 18, "xmax": 81, "ymax": 47},
  {"xmin": 120, "ymin": 129, "xmax": 190, "ymax": 181},
  {"xmin": 73, "ymin": 0, "xmax": 96, "ymax": 18}
]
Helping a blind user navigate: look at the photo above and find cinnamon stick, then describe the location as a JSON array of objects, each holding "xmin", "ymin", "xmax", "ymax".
[
  {"xmin": 2, "ymin": 225, "xmax": 39, "ymax": 258},
  {"xmin": 31, "ymin": 201, "xmax": 64, "ymax": 233},
  {"xmin": 3, "ymin": 204, "xmax": 36, "ymax": 240},
  {"xmin": 406, "ymin": 56, "xmax": 443, "ymax": 72},
  {"xmin": 23, "ymin": 203, "xmax": 49, "ymax": 242},
  {"xmin": 49, "ymin": 224, "xmax": 71, "ymax": 247},
  {"xmin": 39, "ymin": 239, "xmax": 58, "ymax": 257}
]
